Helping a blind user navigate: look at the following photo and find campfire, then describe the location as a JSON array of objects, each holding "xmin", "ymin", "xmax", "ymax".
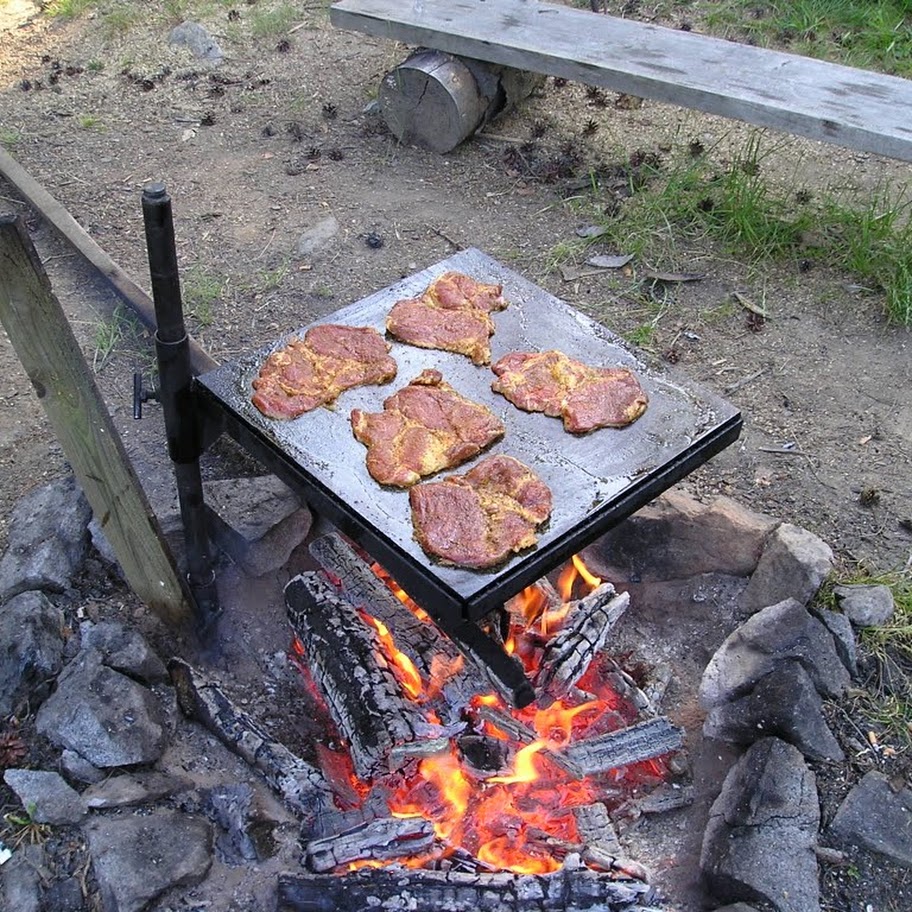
[{"xmin": 278, "ymin": 532, "xmax": 683, "ymax": 908}]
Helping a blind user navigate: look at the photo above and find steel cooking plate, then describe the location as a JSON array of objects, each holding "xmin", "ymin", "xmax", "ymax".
[{"xmin": 194, "ymin": 248, "xmax": 741, "ymax": 621}]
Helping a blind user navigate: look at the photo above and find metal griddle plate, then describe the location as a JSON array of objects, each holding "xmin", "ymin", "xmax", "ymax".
[{"xmin": 195, "ymin": 249, "xmax": 741, "ymax": 623}]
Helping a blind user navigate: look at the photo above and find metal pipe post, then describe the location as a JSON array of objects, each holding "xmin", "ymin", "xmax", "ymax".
[{"xmin": 141, "ymin": 181, "xmax": 220, "ymax": 630}]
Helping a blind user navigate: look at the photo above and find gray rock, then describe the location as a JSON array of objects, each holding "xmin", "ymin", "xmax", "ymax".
[
  {"xmin": 80, "ymin": 620, "xmax": 167, "ymax": 684},
  {"xmin": 699, "ymin": 598, "xmax": 851, "ymax": 710},
  {"xmin": 85, "ymin": 809, "xmax": 213, "ymax": 912},
  {"xmin": 203, "ymin": 476, "xmax": 312, "ymax": 576},
  {"xmin": 295, "ymin": 215, "xmax": 340, "ymax": 257},
  {"xmin": 833, "ymin": 583, "xmax": 895, "ymax": 628},
  {"xmin": 713, "ymin": 906, "xmax": 763, "ymax": 912},
  {"xmin": 809, "ymin": 606, "xmax": 858, "ymax": 678},
  {"xmin": 0, "ymin": 842, "xmax": 45, "ymax": 912},
  {"xmin": 700, "ymin": 737, "xmax": 820, "ymax": 912},
  {"xmin": 83, "ymin": 771, "xmax": 188, "ymax": 809},
  {"xmin": 740, "ymin": 523, "xmax": 834, "ymax": 614},
  {"xmin": 60, "ymin": 749, "xmax": 105, "ymax": 785},
  {"xmin": 584, "ymin": 492, "xmax": 778, "ymax": 583},
  {"xmin": 3, "ymin": 769, "xmax": 87, "ymax": 825},
  {"xmin": 87, "ymin": 516, "xmax": 124, "ymax": 578},
  {"xmin": 36, "ymin": 648, "xmax": 167, "ymax": 767},
  {"xmin": 43, "ymin": 877, "xmax": 84, "ymax": 912},
  {"xmin": 169, "ymin": 21, "xmax": 223, "ymax": 61},
  {"xmin": 829, "ymin": 771, "xmax": 912, "ymax": 868},
  {"xmin": 0, "ymin": 476, "xmax": 91, "ymax": 602},
  {"xmin": 703, "ymin": 661, "xmax": 844, "ymax": 762},
  {"xmin": 0, "ymin": 590, "xmax": 66, "ymax": 717}
]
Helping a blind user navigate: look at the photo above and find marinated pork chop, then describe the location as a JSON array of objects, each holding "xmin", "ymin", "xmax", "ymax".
[
  {"xmin": 491, "ymin": 350, "xmax": 648, "ymax": 433},
  {"xmin": 409, "ymin": 455, "xmax": 553, "ymax": 569},
  {"xmin": 350, "ymin": 369, "xmax": 505, "ymax": 487},
  {"xmin": 252, "ymin": 324, "xmax": 397, "ymax": 420},
  {"xmin": 386, "ymin": 271, "xmax": 508, "ymax": 365}
]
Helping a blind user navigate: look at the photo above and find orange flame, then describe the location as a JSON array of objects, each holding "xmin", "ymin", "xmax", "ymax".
[
  {"xmin": 557, "ymin": 553, "xmax": 602, "ymax": 602},
  {"xmin": 487, "ymin": 740, "xmax": 548, "ymax": 785},
  {"xmin": 299, "ymin": 552, "xmax": 667, "ymax": 877},
  {"xmin": 361, "ymin": 612, "xmax": 424, "ymax": 700}
]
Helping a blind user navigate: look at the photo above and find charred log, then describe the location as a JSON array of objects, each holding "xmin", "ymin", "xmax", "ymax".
[
  {"xmin": 310, "ymin": 533, "xmax": 533, "ymax": 711},
  {"xmin": 277, "ymin": 862, "xmax": 658, "ymax": 911},
  {"xmin": 535, "ymin": 585, "xmax": 629, "ymax": 703},
  {"xmin": 285, "ymin": 572, "xmax": 439, "ymax": 780},
  {"xmin": 559, "ymin": 717, "xmax": 684, "ymax": 777},
  {"xmin": 305, "ymin": 816, "xmax": 436, "ymax": 873},
  {"xmin": 308, "ymin": 533, "xmax": 481, "ymax": 715},
  {"xmin": 573, "ymin": 802, "xmax": 623, "ymax": 857},
  {"xmin": 457, "ymin": 733, "xmax": 513, "ymax": 778},
  {"xmin": 168, "ymin": 659, "xmax": 331, "ymax": 825}
]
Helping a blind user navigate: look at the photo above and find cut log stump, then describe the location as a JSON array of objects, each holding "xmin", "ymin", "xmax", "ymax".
[{"xmin": 379, "ymin": 48, "xmax": 541, "ymax": 153}]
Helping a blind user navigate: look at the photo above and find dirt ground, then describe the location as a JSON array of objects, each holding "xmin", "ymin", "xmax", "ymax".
[{"xmin": 0, "ymin": 2, "xmax": 910, "ymax": 911}]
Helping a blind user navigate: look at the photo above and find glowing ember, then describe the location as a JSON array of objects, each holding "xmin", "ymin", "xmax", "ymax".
[{"xmin": 298, "ymin": 553, "xmax": 673, "ymax": 876}]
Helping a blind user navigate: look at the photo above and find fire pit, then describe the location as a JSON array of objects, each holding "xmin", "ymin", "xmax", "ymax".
[
  {"xmin": 191, "ymin": 248, "xmax": 741, "ymax": 702},
  {"xmin": 277, "ymin": 532, "xmax": 685, "ymax": 910}
]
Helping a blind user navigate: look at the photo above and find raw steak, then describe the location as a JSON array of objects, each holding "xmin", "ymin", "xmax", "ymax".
[
  {"xmin": 386, "ymin": 271, "xmax": 508, "ymax": 365},
  {"xmin": 252, "ymin": 324, "xmax": 397, "ymax": 420},
  {"xmin": 491, "ymin": 350, "xmax": 648, "ymax": 433},
  {"xmin": 350, "ymin": 369, "xmax": 505, "ymax": 487},
  {"xmin": 409, "ymin": 455, "xmax": 553, "ymax": 569}
]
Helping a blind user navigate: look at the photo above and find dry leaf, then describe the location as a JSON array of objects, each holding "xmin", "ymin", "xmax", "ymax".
[
  {"xmin": 644, "ymin": 269, "xmax": 705, "ymax": 283},
  {"xmin": 575, "ymin": 225, "xmax": 610, "ymax": 239},
  {"xmin": 586, "ymin": 253, "xmax": 635, "ymax": 269},
  {"xmin": 733, "ymin": 291, "xmax": 769, "ymax": 318}
]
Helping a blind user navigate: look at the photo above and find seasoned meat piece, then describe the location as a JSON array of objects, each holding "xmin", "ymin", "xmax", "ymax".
[
  {"xmin": 386, "ymin": 271, "xmax": 508, "ymax": 365},
  {"xmin": 409, "ymin": 455, "xmax": 553, "ymax": 569},
  {"xmin": 491, "ymin": 350, "xmax": 648, "ymax": 433},
  {"xmin": 350, "ymin": 369, "xmax": 505, "ymax": 487},
  {"xmin": 252, "ymin": 324, "xmax": 397, "ymax": 420}
]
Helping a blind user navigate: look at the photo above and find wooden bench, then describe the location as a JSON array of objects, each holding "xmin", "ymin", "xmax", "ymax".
[{"xmin": 330, "ymin": 0, "xmax": 912, "ymax": 162}]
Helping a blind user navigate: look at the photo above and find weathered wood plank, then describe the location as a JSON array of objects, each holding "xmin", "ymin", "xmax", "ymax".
[
  {"xmin": 0, "ymin": 214, "xmax": 192, "ymax": 625},
  {"xmin": 0, "ymin": 148, "xmax": 216, "ymax": 373},
  {"xmin": 331, "ymin": 0, "xmax": 912, "ymax": 162}
]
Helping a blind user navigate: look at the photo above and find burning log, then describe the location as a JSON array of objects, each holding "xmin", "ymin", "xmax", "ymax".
[
  {"xmin": 474, "ymin": 703, "xmax": 584, "ymax": 778},
  {"xmin": 285, "ymin": 572, "xmax": 440, "ymax": 780},
  {"xmin": 305, "ymin": 816, "xmax": 436, "ymax": 873},
  {"xmin": 308, "ymin": 533, "xmax": 481, "ymax": 714},
  {"xmin": 558, "ymin": 717, "xmax": 684, "ymax": 778},
  {"xmin": 534, "ymin": 585, "xmax": 629, "ymax": 703},
  {"xmin": 168, "ymin": 659, "xmax": 331, "ymax": 824},
  {"xmin": 277, "ymin": 861, "xmax": 659, "ymax": 911},
  {"xmin": 309, "ymin": 532, "xmax": 534, "ymax": 709}
]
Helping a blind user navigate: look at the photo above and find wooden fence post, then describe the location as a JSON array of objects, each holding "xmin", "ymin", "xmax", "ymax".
[{"xmin": 0, "ymin": 213, "xmax": 193, "ymax": 626}]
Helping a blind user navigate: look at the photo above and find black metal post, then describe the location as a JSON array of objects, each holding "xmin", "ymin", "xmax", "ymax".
[{"xmin": 141, "ymin": 181, "xmax": 220, "ymax": 630}]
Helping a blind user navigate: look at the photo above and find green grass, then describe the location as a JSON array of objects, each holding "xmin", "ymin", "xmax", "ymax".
[
  {"xmin": 248, "ymin": 3, "xmax": 300, "ymax": 39},
  {"xmin": 573, "ymin": 131, "xmax": 912, "ymax": 325},
  {"xmin": 699, "ymin": 1, "xmax": 912, "ymax": 77},
  {"xmin": 76, "ymin": 114, "xmax": 102, "ymax": 130},
  {"xmin": 182, "ymin": 268, "xmax": 223, "ymax": 326},
  {"xmin": 92, "ymin": 304, "xmax": 135, "ymax": 372},
  {"xmin": 45, "ymin": 0, "xmax": 96, "ymax": 18},
  {"xmin": 852, "ymin": 574, "xmax": 912, "ymax": 748},
  {"xmin": 0, "ymin": 128, "xmax": 21, "ymax": 149}
]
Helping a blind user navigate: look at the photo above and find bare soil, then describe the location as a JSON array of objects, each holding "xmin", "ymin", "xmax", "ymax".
[{"xmin": 1, "ymin": 3, "xmax": 910, "ymax": 911}]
